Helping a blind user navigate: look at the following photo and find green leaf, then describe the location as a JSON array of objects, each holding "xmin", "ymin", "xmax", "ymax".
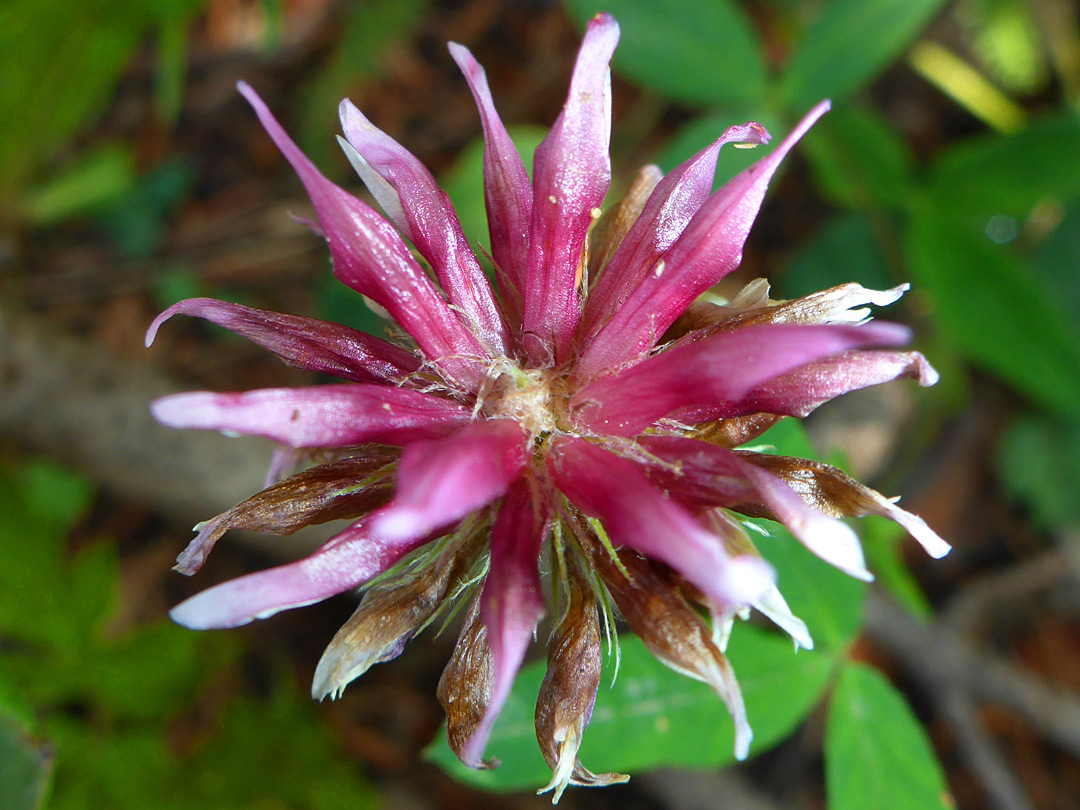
[
  {"xmin": 564, "ymin": 0, "xmax": 767, "ymax": 106},
  {"xmin": 21, "ymin": 143, "xmax": 136, "ymax": 225},
  {"xmin": 428, "ymin": 626, "xmax": 835, "ymax": 791},
  {"xmin": 780, "ymin": 0, "xmax": 949, "ymax": 109},
  {"xmin": 925, "ymin": 113, "xmax": 1080, "ymax": 225},
  {"xmin": 859, "ymin": 517, "xmax": 933, "ymax": 621},
  {"xmin": 997, "ymin": 413, "xmax": 1080, "ymax": 530},
  {"xmin": 802, "ymin": 104, "xmax": 915, "ymax": 209},
  {"xmin": 826, "ymin": 663, "xmax": 952, "ymax": 810},
  {"xmin": 907, "ymin": 207, "xmax": 1080, "ymax": 417},
  {"xmin": 782, "ymin": 211, "xmax": 894, "ymax": 299},
  {"xmin": 0, "ymin": 709, "xmax": 54, "ymax": 810},
  {"xmin": 1034, "ymin": 196, "xmax": 1080, "ymax": 351}
]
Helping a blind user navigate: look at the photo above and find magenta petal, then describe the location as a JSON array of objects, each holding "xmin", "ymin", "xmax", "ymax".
[
  {"xmin": 236, "ymin": 82, "xmax": 486, "ymax": 388},
  {"xmin": 520, "ymin": 14, "xmax": 619, "ymax": 365},
  {"xmin": 151, "ymin": 384, "xmax": 471, "ymax": 448},
  {"xmin": 462, "ymin": 479, "xmax": 548, "ymax": 766},
  {"xmin": 581, "ymin": 123, "xmax": 771, "ymax": 342},
  {"xmin": 640, "ymin": 437, "xmax": 871, "ymax": 581},
  {"xmin": 579, "ymin": 101, "xmax": 831, "ymax": 376},
  {"xmin": 549, "ymin": 436, "xmax": 774, "ymax": 607},
  {"xmin": 338, "ymin": 100, "xmax": 508, "ymax": 355},
  {"xmin": 147, "ymin": 297, "xmax": 420, "ymax": 384},
  {"xmin": 676, "ymin": 350, "xmax": 940, "ymax": 423},
  {"xmin": 372, "ymin": 419, "xmax": 528, "ymax": 541},
  {"xmin": 572, "ymin": 321, "xmax": 911, "ymax": 436},
  {"xmin": 448, "ymin": 42, "xmax": 533, "ymax": 331},
  {"xmin": 169, "ymin": 516, "xmax": 430, "ymax": 629}
]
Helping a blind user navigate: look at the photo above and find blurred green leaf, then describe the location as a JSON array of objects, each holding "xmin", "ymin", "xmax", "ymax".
[
  {"xmin": 826, "ymin": 663, "xmax": 952, "ymax": 810},
  {"xmin": 96, "ymin": 160, "xmax": 194, "ymax": 259},
  {"xmin": 21, "ymin": 143, "xmax": 136, "ymax": 225},
  {"xmin": 997, "ymin": 413, "xmax": 1080, "ymax": 530},
  {"xmin": 907, "ymin": 207, "xmax": 1080, "ymax": 417},
  {"xmin": 155, "ymin": 16, "xmax": 189, "ymax": 126},
  {"xmin": 802, "ymin": 105, "xmax": 915, "ymax": 209},
  {"xmin": 783, "ymin": 211, "xmax": 894, "ymax": 298},
  {"xmin": 780, "ymin": 0, "xmax": 949, "ymax": 109},
  {"xmin": 0, "ymin": 710, "xmax": 54, "ymax": 810},
  {"xmin": 925, "ymin": 113, "xmax": 1080, "ymax": 225},
  {"xmin": 300, "ymin": 0, "xmax": 430, "ymax": 164},
  {"xmin": 565, "ymin": 0, "xmax": 768, "ymax": 106},
  {"xmin": 1034, "ymin": 197, "xmax": 1080, "ymax": 350},
  {"xmin": 428, "ymin": 626, "xmax": 835, "ymax": 791}
]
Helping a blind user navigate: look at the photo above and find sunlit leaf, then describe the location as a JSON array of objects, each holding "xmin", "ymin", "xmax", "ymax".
[
  {"xmin": 826, "ymin": 663, "xmax": 952, "ymax": 810},
  {"xmin": 565, "ymin": 0, "xmax": 767, "ymax": 106}
]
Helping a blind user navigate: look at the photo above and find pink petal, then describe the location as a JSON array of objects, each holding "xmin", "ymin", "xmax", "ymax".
[
  {"xmin": 640, "ymin": 437, "xmax": 871, "ymax": 581},
  {"xmin": 448, "ymin": 42, "xmax": 534, "ymax": 332},
  {"xmin": 578, "ymin": 101, "xmax": 831, "ymax": 376},
  {"xmin": 675, "ymin": 350, "xmax": 939, "ymax": 424},
  {"xmin": 338, "ymin": 101, "xmax": 508, "ymax": 355},
  {"xmin": 572, "ymin": 321, "xmax": 911, "ymax": 436},
  {"xmin": 169, "ymin": 515, "xmax": 432, "ymax": 629},
  {"xmin": 151, "ymin": 384, "xmax": 472, "ymax": 448},
  {"xmin": 581, "ymin": 123, "xmax": 771, "ymax": 342},
  {"xmin": 549, "ymin": 436, "xmax": 774, "ymax": 607},
  {"xmin": 520, "ymin": 13, "xmax": 619, "ymax": 365},
  {"xmin": 236, "ymin": 82, "xmax": 486, "ymax": 389},
  {"xmin": 146, "ymin": 297, "xmax": 419, "ymax": 384},
  {"xmin": 372, "ymin": 419, "xmax": 528, "ymax": 541},
  {"xmin": 462, "ymin": 479, "xmax": 548, "ymax": 766}
]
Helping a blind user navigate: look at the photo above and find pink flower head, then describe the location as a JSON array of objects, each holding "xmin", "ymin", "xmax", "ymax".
[{"xmin": 151, "ymin": 13, "xmax": 947, "ymax": 801}]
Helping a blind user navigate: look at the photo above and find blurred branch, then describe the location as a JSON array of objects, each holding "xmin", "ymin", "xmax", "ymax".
[
  {"xmin": 0, "ymin": 303, "xmax": 269, "ymax": 522},
  {"xmin": 866, "ymin": 590, "xmax": 1080, "ymax": 756}
]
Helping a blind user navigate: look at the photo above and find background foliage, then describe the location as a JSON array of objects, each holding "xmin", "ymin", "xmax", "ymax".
[{"xmin": 2, "ymin": 0, "xmax": 1078, "ymax": 808}]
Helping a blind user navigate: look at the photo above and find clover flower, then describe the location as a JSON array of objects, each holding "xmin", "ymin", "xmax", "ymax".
[{"xmin": 150, "ymin": 13, "xmax": 949, "ymax": 801}]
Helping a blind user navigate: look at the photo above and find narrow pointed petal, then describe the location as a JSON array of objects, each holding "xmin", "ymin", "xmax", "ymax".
[
  {"xmin": 736, "ymin": 453, "xmax": 951, "ymax": 558},
  {"xmin": 462, "ymin": 479, "xmax": 548, "ymax": 766},
  {"xmin": 536, "ymin": 556, "xmax": 627, "ymax": 801},
  {"xmin": 372, "ymin": 419, "xmax": 528, "ymax": 541},
  {"xmin": 703, "ymin": 511, "xmax": 813, "ymax": 651},
  {"xmin": 449, "ymin": 42, "xmax": 533, "ymax": 330},
  {"xmin": 438, "ymin": 596, "xmax": 497, "ymax": 769},
  {"xmin": 521, "ymin": 13, "xmax": 619, "ymax": 364},
  {"xmin": 579, "ymin": 101, "xmax": 831, "ymax": 376},
  {"xmin": 236, "ymin": 82, "xmax": 486, "ymax": 388},
  {"xmin": 588, "ymin": 164, "xmax": 663, "ymax": 281},
  {"xmin": 587, "ymin": 545, "xmax": 753, "ymax": 760},
  {"xmin": 549, "ymin": 436, "xmax": 774, "ymax": 607},
  {"xmin": 676, "ymin": 349, "xmax": 939, "ymax": 425},
  {"xmin": 339, "ymin": 102, "xmax": 508, "ymax": 354},
  {"xmin": 175, "ymin": 451, "xmax": 399, "ymax": 575},
  {"xmin": 151, "ymin": 384, "xmax": 472, "ymax": 448},
  {"xmin": 638, "ymin": 436, "xmax": 871, "ymax": 581},
  {"xmin": 169, "ymin": 515, "xmax": 435, "ymax": 629},
  {"xmin": 581, "ymin": 122, "xmax": 770, "ymax": 341},
  {"xmin": 572, "ymin": 321, "xmax": 911, "ymax": 436},
  {"xmin": 147, "ymin": 297, "xmax": 419, "ymax": 384},
  {"xmin": 312, "ymin": 532, "xmax": 481, "ymax": 701}
]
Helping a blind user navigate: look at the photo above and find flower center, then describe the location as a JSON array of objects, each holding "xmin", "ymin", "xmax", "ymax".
[{"xmin": 482, "ymin": 361, "xmax": 564, "ymax": 438}]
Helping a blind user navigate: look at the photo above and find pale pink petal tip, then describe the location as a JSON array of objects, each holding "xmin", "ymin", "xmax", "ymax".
[
  {"xmin": 719, "ymin": 555, "xmax": 776, "ymax": 606},
  {"xmin": 889, "ymin": 506, "xmax": 951, "ymax": 559}
]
